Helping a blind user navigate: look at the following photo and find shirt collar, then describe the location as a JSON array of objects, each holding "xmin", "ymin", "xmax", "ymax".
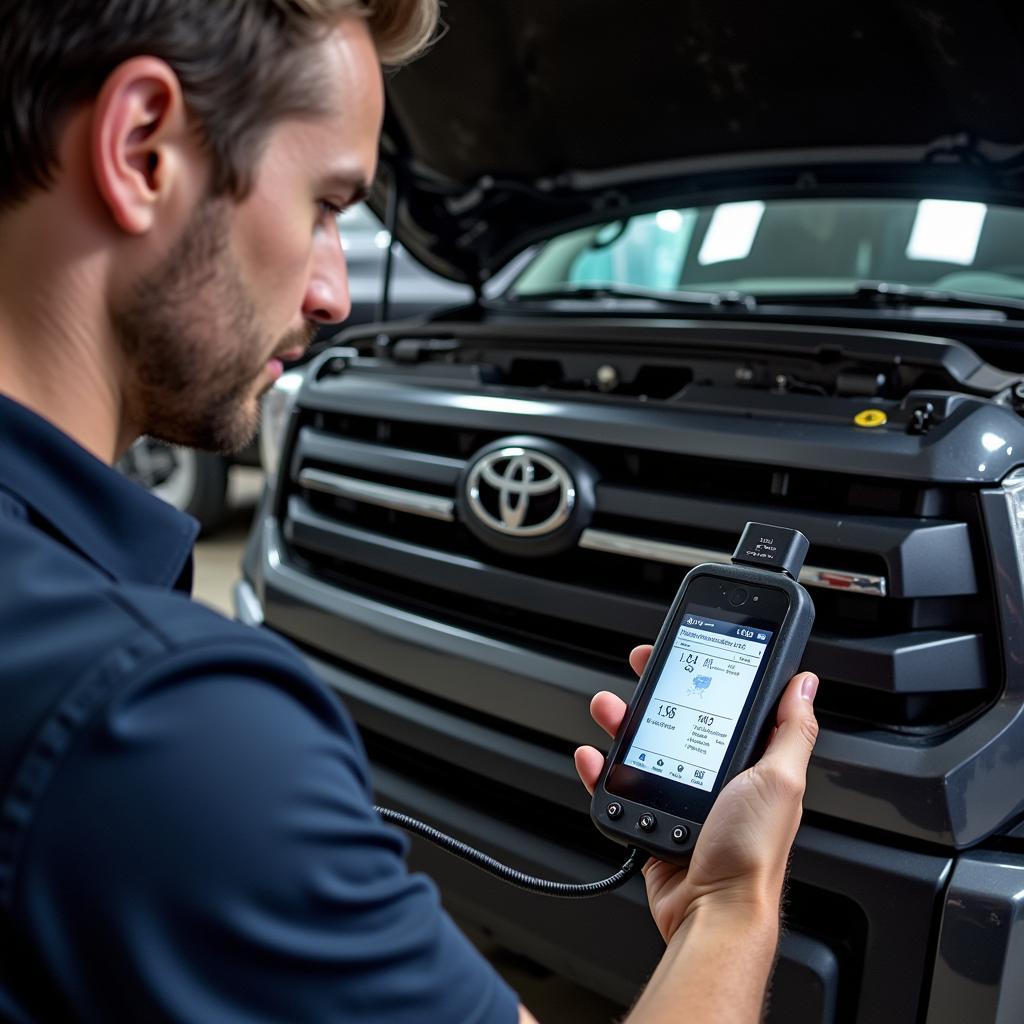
[{"xmin": 0, "ymin": 395, "xmax": 199, "ymax": 590}]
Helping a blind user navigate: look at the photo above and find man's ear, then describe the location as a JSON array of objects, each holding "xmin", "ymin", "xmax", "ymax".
[{"xmin": 91, "ymin": 56, "xmax": 196, "ymax": 235}]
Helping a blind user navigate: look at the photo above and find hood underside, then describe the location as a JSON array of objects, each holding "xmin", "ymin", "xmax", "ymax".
[{"xmin": 374, "ymin": 0, "xmax": 1024, "ymax": 284}]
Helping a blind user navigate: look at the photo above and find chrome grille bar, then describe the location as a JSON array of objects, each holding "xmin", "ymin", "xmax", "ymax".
[
  {"xmin": 298, "ymin": 468, "xmax": 456, "ymax": 522},
  {"xmin": 296, "ymin": 472, "xmax": 887, "ymax": 596},
  {"xmin": 580, "ymin": 528, "xmax": 887, "ymax": 597}
]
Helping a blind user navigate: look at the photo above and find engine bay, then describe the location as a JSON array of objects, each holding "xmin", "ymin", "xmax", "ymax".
[{"xmin": 321, "ymin": 317, "xmax": 1024, "ymax": 436}]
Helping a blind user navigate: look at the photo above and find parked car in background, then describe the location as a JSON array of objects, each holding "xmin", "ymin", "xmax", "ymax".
[
  {"xmin": 240, "ymin": 3, "xmax": 1024, "ymax": 1022},
  {"xmin": 117, "ymin": 203, "xmax": 472, "ymax": 532}
]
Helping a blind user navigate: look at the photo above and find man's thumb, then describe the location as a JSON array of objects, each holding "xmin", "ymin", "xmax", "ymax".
[{"xmin": 763, "ymin": 672, "xmax": 819, "ymax": 773}]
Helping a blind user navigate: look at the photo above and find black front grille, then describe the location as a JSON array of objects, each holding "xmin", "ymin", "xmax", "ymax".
[{"xmin": 280, "ymin": 400, "xmax": 1000, "ymax": 735}]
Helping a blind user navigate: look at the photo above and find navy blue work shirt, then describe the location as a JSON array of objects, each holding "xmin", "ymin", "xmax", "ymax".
[{"xmin": 0, "ymin": 395, "xmax": 518, "ymax": 1024}]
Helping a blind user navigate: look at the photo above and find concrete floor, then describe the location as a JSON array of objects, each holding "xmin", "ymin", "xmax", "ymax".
[{"xmin": 193, "ymin": 468, "xmax": 627, "ymax": 1023}]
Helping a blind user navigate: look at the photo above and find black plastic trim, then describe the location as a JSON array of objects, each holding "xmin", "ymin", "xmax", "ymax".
[
  {"xmin": 596, "ymin": 484, "xmax": 977, "ymax": 598},
  {"xmin": 807, "ymin": 631, "xmax": 985, "ymax": 694},
  {"xmin": 259, "ymin": 513, "xmax": 1020, "ymax": 846},
  {"xmin": 263, "ymin": 519, "xmax": 620, "ymax": 749},
  {"xmin": 284, "ymin": 495, "xmax": 669, "ymax": 638},
  {"xmin": 284, "ymin": 499, "xmax": 985, "ymax": 696},
  {"xmin": 291, "ymin": 427, "xmax": 464, "ymax": 487}
]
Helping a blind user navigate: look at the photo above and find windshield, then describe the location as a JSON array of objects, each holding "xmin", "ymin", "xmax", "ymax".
[{"xmin": 511, "ymin": 198, "xmax": 1024, "ymax": 303}]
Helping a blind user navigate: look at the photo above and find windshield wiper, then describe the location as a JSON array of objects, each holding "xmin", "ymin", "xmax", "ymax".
[
  {"xmin": 506, "ymin": 280, "xmax": 1024, "ymax": 321},
  {"xmin": 765, "ymin": 281, "xmax": 1024, "ymax": 320},
  {"xmin": 506, "ymin": 284, "xmax": 757, "ymax": 309}
]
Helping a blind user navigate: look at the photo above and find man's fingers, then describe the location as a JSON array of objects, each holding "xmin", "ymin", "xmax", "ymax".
[
  {"xmin": 574, "ymin": 745, "xmax": 606, "ymax": 795},
  {"xmin": 578, "ymin": 653, "xmax": 650, "ymax": 798},
  {"xmin": 576, "ymin": 647, "xmax": 662, "ymax": 797},
  {"xmin": 761, "ymin": 672, "xmax": 819, "ymax": 776},
  {"xmin": 590, "ymin": 690, "xmax": 628, "ymax": 738},
  {"xmin": 629, "ymin": 644, "xmax": 653, "ymax": 678}
]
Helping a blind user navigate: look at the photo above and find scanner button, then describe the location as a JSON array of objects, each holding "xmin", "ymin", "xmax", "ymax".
[
  {"xmin": 671, "ymin": 825, "xmax": 690, "ymax": 844},
  {"xmin": 638, "ymin": 812, "xmax": 657, "ymax": 833},
  {"xmin": 606, "ymin": 802, "xmax": 623, "ymax": 820}
]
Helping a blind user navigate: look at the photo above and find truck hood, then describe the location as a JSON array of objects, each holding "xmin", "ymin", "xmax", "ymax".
[{"xmin": 372, "ymin": 0, "xmax": 1024, "ymax": 286}]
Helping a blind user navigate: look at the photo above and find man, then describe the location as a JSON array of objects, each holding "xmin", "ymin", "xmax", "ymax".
[{"xmin": 0, "ymin": 2, "xmax": 820, "ymax": 1021}]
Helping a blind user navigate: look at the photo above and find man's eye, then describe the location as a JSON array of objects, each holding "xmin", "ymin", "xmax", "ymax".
[{"xmin": 318, "ymin": 200, "xmax": 345, "ymax": 219}]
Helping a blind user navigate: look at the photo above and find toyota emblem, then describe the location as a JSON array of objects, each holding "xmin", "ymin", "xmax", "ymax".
[{"xmin": 465, "ymin": 447, "xmax": 575, "ymax": 538}]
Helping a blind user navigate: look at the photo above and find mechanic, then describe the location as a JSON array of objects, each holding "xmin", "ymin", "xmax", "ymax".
[{"xmin": 0, "ymin": 2, "xmax": 820, "ymax": 1021}]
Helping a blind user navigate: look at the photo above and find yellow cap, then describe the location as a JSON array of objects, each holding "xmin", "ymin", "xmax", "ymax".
[{"xmin": 854, "ymin": 408, "xmax": 888, "ymax": 428}]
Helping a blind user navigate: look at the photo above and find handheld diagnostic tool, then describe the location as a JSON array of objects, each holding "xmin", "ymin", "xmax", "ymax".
[{"xmin": 591, "ymin": 523, "xmax": 815, "ymax": 865}]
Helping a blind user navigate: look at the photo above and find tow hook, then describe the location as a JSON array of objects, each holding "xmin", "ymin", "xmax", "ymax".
[
  {"xmin": 1011, "ymin": 383, "xmax": 1024, "ymax": 417},
  {"xmin": 907, "ymin": 402, "xmax": 936, "ymax": 435}
]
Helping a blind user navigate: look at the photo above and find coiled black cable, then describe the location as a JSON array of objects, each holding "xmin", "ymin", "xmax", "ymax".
[{"xmin": 376, "ymin": 805, "xmax": 647, "ymax": 899}]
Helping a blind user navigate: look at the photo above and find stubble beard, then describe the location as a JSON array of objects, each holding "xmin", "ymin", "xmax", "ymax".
[{"xmin": 112, "ymin": 197, "xmax": 307, "ymax": 455}]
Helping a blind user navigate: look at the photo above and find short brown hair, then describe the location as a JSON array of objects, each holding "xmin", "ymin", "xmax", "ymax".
[{"xmin": 0, "ymin": 0, "xmax": 439, "ymax": 210}]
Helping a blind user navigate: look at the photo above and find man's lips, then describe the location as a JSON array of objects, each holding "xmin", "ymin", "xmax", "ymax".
[{"xmin": 274, "ymin": 345, "xmax": 306, "ymax": 363}]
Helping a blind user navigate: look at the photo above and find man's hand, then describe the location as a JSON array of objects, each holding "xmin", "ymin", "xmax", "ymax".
[{"xmin": 574, "ymin": 645, "xmax": 819, "ymax": 944}]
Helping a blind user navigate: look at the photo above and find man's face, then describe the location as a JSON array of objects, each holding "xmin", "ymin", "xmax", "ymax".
[{"xmin": 114, "ymin": 18, "xmax": 383, "ymax": 454}]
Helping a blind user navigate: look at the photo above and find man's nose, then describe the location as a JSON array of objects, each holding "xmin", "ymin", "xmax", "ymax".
[{"xmin": 303, "ymin": 221, "xmax": 351, "ymax": 325}]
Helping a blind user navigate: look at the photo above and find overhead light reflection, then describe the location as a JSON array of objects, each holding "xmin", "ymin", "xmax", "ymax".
[
  {"xmin": 450, "ymin": 395, "xmax": 560, "ymax": 416},
  {"xmin": 906, "ymin": 200, "xmax": 987, "ymax": 266},
  {"xmin": 655, "ymin": 209, "xmax": 684, "ymax": 233},
  {"xmin": 698, "ymin": 201, "xmax": 766, "ymax": 266}
]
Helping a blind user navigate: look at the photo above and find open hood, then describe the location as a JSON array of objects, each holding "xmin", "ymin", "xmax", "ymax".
[{"xmin": 373, "ymin": 0, "xmax": 1024, "ymax": 286}]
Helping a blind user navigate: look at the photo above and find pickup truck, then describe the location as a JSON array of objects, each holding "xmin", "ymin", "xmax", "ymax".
[{"xmin": 240, "ymin": 3, "xmax": 1024, "ymax": 1020}]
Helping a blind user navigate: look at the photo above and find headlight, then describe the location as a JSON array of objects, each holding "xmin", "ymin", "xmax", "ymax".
[{"xmin": 259, "ymin": 370, "xmax": 305, "ymax": 485}]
